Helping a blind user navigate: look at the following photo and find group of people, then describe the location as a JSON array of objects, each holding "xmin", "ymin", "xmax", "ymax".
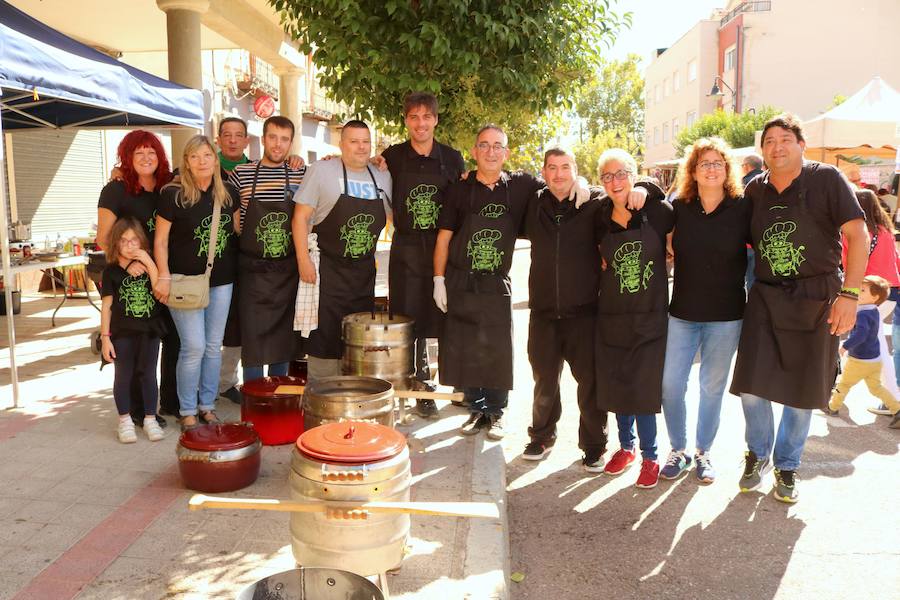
[{"xmin": 95, "ymin": 92, "xmax": 898, "ymax": 505}]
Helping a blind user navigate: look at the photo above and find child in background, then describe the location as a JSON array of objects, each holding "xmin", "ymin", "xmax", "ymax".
[
  {"xmin": 825, "ymin": 275, "xmax": 900, "ymax": 428},
  {"xmin": 100, "ymin": 217, "xmax": 167, "ymax": 443}
]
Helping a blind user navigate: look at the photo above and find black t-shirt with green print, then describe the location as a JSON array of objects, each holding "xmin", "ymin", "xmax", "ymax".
[
  {"xmin": 157, "ymin": 183, "xmax": 239, "ymax": 287},
  {"xmin": 97, "ymin": 180, "xmax": 158, "ymax": 248},
  {"xmin": 101, "ymin": 264, "xmax": 166, "ymax": 337}
]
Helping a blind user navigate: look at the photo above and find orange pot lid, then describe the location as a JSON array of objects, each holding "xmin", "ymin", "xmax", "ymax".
[{"xmin": 296, "ymin": 421, "xmax": 406, "ymax": 464}]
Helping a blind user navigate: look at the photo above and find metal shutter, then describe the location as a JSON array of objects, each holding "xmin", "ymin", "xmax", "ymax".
[{"xmin": 9, "ymin": 129, "xmax": 105, "ymax": 240}]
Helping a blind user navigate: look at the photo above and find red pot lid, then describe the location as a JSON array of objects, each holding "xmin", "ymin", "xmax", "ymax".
[
  {"xmin": 241, "ymin": 376, "xmax": 306, "ymax": 397},
  {"xmin": 179, "ymin": 423, "xmax": 259, "ymax": 451},
  {"xmin": 296, "ymin": 421, "xmax": 406, "ymax": 464}
]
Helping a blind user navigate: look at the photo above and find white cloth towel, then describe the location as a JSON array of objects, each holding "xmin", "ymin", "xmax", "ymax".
[{"xmin": 293, "ymin": 233, "xmax": 320, "ymax": 337}]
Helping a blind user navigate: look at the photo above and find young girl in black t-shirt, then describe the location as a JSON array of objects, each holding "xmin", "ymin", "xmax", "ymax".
[{"xmin": 100, "ymin": 217, "xmax": 166, "ymax": 443}]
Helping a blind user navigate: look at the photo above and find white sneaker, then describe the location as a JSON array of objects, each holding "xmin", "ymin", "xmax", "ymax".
[
  {"xmin": 143, "ymin": 418, "xmax": 166, "ymax": 442},
  {"xmin": 117, "ymin": 419, "xmax": 137, "ymax": 444}
]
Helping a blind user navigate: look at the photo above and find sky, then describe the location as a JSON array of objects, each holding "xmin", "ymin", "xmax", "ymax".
[{"xmin": 605, "ymin": 0, "xmax": 728, "ymax": 69}]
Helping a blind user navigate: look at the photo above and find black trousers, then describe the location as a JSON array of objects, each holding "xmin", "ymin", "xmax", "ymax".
[
  {"xmin": 129, "ymin": 311, "xmax": 179, "ymax": 422},
  {"xmin": 527, "ymin": 313, "xmax": 608, "ymax": 451},
  {"xmin": 414, "ymin": 336, "xmax": 431, "ymax": 382},
  {"xmin": 114, "ymin": 334, "xmax": 160, "ymax": 417}
]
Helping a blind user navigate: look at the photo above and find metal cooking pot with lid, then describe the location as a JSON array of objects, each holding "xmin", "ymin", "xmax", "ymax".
[
  {"xmin": 289, "ymin": 421, "xmax": 410, "ymax": 576},
  {"xmin": 342, "ymin": 312, "xmax": 415, "ymax": 391},
  {"xmin": 177, "ymin": 423, "xmax": 262, "ymax": 493},
  {"xmin": 236, "ymin": 567, "xmax": 384, "ymax": 600},
  {"xmin": 302, "ymin": 375, "xmax": 395, "ymax": 430},
  {"xmin": 241, "ymin": 376, "xmax": 305, "ymax": 446}
]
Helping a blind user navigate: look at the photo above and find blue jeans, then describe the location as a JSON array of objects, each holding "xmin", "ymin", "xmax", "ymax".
[
  {"xmin": 465, "ymin": 387, "xmax": 508, "ymax": 417},
  {"xmin": 616, "ymin": 414, "xmax": 658, "ymax": 461},
  {"xmin": 243, "ymin": 362, "xmax": 289, "ymax": 383},
  {"xmin": 169, "ymin": 283, "xmax": 233, "ymax": 416},
  {"xmin": 740, "ymin": 393, "xmax": 812, "ymax": 471},
  {"xmin": 661, "ymin": 316, "xmax": 742, "ymax": 453}
]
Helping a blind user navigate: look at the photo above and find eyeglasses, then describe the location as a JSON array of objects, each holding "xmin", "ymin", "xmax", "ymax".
[
  {"xmin": 697, "ymin": 161, "xmax": 726, "ymax": 171},
  {"xmin": 118, "ymin": 238, "xmax": 141, "ymax": 247},
  {"xmin": 476, "ymin": 142, "xmax": 507, "ymax": 153},
  {"xmin": 600, "ymin": 170, "xmax": 632, "ymax": 183}
]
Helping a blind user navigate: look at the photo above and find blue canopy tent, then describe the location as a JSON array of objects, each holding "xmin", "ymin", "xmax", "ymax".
[{"xmin": 1, "ymin": 0, "xmax": 205, "ymax": 408}]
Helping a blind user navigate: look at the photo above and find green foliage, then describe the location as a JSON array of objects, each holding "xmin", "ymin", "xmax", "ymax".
[
  {"xmin": 673, "ymin": 106, "xmax": 782, "ymax": 157},
  {"xmin": 572, "ymin": 129, "xmax": 622, "ymax": 184},
  {"xmin": 270, "ymin": 0, "xmax": 630, "ymax": 151},
  {"xmin": 574, "ymin": 54, "xmax": 645, "ymax": 146}
]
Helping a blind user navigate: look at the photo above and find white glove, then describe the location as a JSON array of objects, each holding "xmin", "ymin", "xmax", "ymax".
[
  {"xmin": 433, "ymin": 275, "xmax": 448, "ymax": 313},
  {"xmin": 569, "ymin": 176, "xmax": 591, "ymax": 209}
]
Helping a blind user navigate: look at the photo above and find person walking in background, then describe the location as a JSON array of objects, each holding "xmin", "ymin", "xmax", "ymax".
[
  {"xmin": 154, "ymin": 135, "xmax": 239, "ymax": 430},
  {"xmin": 660, "ymin": 138, "xmax": 748, "ymax": 484},
  {"xmin": 100, "ymin": 217, "xmax": 166, "ymax": 443}
]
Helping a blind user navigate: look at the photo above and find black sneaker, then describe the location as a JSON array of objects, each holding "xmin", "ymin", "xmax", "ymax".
[
  {"xmin": 485, "ymin": 414, "xmax": 505, "ymax": 441},
  {"xmin": 522, "ymin": 440, "xmax": 553, "ymax": 461},
  {"xmin": 773, "ymin": 468, "xmax": 798, "ymax": 503},
  {"xmin": 740, "ymin": 450, "xmax": 771, "ymax": 492},
  {"xmin": 220, "ymin": 386, "xmax": 243, "ymax": 405},
  {"xmin": 415, "ymin": 399, "xmax": 439, "ymax": 419},
  {"xmin": 460, "ymin": 412, "xmax": 485, "ymax": 436},
  {"xmin": 582, "ymin": 449, "xmax": 605, "ymax": 473}
]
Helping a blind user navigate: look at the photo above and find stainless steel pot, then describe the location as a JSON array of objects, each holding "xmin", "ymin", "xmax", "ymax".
[
  {"xmin": 236, "ymin": 567, "xmax": 384, "ymax": 600},
  {"xmin": 289, "ymin": 422, "xmax": 411, "ymax": 577},
  {"xmin": 302, "ymin": 376, "xmax": 394, "ymax": 430},
  {"xmin": 342, "ymin": 312, "xmax": 415, "ymax": 391}
]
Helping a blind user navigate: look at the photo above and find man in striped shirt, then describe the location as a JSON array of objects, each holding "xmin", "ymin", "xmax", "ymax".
[{"xmin": 230, "ymin": 116, "xmax": 306, "ymax": 383}]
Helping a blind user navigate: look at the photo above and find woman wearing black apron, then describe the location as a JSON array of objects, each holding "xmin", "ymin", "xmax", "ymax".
[
  {"xmin": 594, "ymin": 149, "xmax": 671, "ymax": 489},
  {"xmin": 237, "ymin": 163, "xmax": 299, "ymax": 381},
  {"xmin": 303, "ymin": 163, "xmax": 388, "ymax": 367}
]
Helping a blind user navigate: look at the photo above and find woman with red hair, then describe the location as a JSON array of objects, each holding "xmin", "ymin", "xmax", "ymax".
[{"xmin": 97, "ymin": 130, "xmax": 176, "ymax": 429}]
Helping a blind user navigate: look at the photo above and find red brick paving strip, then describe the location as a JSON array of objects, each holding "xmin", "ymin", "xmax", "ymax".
[{"xmin": 12, "ymin": 468, "xmax": 182, "ymax": 600}]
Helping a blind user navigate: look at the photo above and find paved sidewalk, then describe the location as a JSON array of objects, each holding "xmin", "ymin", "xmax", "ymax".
[{"xmin": 1, "ymin": 294, "xmax": 509, "ymax": 599}]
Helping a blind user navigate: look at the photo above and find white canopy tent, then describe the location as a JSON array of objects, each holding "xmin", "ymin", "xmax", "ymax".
[{"xmin": 802, "ymin": 76, "xmax": 900, "ymax": 149}]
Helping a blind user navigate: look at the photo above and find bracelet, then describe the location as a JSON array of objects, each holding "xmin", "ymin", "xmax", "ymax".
[
  {"xmin": 837, "ymin": 292, "xmax": 859, "ymax": 301},
  {"xmin": 840, "ymin": 287, "xmax": 860, "ymax": 297}
]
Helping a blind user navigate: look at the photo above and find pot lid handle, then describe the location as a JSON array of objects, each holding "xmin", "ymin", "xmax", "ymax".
[{"xmin": 343, "ymin": 426, "xmax": 356, "ymax": 440}]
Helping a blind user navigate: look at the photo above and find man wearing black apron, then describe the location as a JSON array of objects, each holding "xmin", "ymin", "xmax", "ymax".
[
  {"xmin": 382, "ymin": 92, "xmax": 465, "ymax": 418},
  {"xmin": 292, "ymin": 120, "xmax": 392, "ymax": 381},
  {"xmin": 434, "ymin": 125, "xmax": 544, "ymax": 440},
  {"xmin": 520, "ymin": 148, "xmax": 610, "ymax": 471},
  {"xmin": 230, "ymin": 116, "xmax": 306, "ymax": 384},
  {"xmin": 731, "ymin": 114, "xmax": 866, "ymax": 504},
  {"xmin": 594, "ymin": 150, "xmax": 671, "ymax": 489}
]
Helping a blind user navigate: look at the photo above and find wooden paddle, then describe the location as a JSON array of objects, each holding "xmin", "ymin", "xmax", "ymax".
[
  {"xmin": 188, "ymin": 494, "xmax": 499, "ymax": 519},
  {"xmin": 272, "ymin": 385, "xmax": 463, "ymax": 402}
]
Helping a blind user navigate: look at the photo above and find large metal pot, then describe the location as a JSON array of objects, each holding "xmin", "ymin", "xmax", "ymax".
[
  {"xmin": 289, "ymin": 421, "xmax": 410, "ymax": 576},
  {"xmin": 302, "ymin": 376, "xmax": 394, "ymax": 430},
  {"xmin": 241, "ymin": 376, "xmax": 305, "ymax": 446},
  {"xmin": 236, "ymin": 567, "xmax": 384, "ymax": 600},
  {"xmin": 342, "ymin": 312, "xmax": 415, "ymax": 391},
  {"xmin": 177, "ymin": 423, "xmax": 262, "ymax": 493}
]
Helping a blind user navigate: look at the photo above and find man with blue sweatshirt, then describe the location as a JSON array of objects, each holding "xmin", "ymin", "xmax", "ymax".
[{"xmin": 825, "ymin": 275, "xmax": 900, "ymax": 428}]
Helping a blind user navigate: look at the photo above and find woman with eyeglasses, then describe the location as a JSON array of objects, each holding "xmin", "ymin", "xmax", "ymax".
[
  {"xmin": 594, "ymin": 148, "xmax": 672, "ymax": 489},
  {"xmin": 658, "ymin": 137, "xmax": 749, "ymax": 485}
]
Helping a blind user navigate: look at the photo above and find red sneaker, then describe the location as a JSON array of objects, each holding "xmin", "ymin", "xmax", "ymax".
[
  {"xmin": 635, "ymin": 459, "xmax": 660, "ymax": 489},
  {"xmin": 603, "ymin": 448, "xmax": 636, "ymax": 475}
]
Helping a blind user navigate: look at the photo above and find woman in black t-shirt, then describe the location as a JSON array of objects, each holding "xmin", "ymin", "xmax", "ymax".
[
  {"xmin": 660, "ymin": 137, "xmax": 749, "ymax": 484},
  {"xmin": 154, "ymin": 135, "xmax": 239, "ymax": 430},
  {"xmin": 100, "ymin": 217, "xmax": 166, "ymax": 444}
]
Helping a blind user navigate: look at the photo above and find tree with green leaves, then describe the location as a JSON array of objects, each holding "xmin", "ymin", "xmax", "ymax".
[
  {"xmin": 574, "ymin": 54, "xmax": 644, "ymax": 146},
  {"xmin": 673, "ymin": 106, "xmax": 782, "ymax": 157},
  {"xmin": 270, "ymin": 0, "xmax": 631, "ymax": 151}
]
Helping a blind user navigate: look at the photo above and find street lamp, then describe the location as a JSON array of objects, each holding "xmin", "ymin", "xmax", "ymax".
[{"xmin": 707, "ymin": 76, "xmax": 736, "ymax": 111}]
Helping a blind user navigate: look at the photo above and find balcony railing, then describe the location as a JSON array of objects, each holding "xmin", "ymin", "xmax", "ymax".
[{"xmin": 720, "ymin": 1, "xmax": 771, "ymax": 26}]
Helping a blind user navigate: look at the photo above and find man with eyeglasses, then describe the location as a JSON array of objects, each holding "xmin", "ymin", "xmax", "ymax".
[{"xmin": 730, "ymin": 113, "xmax": 867, "ymax": 503}]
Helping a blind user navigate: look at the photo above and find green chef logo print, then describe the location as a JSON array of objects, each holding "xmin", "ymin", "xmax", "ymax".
[
  {"xmin": 759, "ymin": 221, "xmax": 806, "ymax": 277},
  {"xmin": 480, "ymin": 203, "xmax": 506, "ymax": 218},
  {"xmin": 613, "ymin": 240, "xmax": 653, "ymax": 293},
  {"xmin": 406, "ymin": 184, "xmax": 440, "ymax": 229},
  {"xmin": 467, "ymin": 228, "xmax": 504, "ymax": 271},
  {"xmin": 340, "ymin": 213, "xmax": 377, "ymax": 258},
  {"xmin": 256, "ymin": 211, "xmax": 291, "ymax": 258},
  {"xmin": 193, "ymin": 213, "xmax": 232, "ymax": 258},
  {"xmin": 146, "ymin": 210, "xmax": 157, "ymax": 233},
  {"xmin": 118, "ymin": 274, "xmax": 155, "ymax": 318}
]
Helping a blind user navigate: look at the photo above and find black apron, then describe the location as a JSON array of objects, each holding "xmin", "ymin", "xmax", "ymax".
[
  {"xmin": 730, "ymin": 173, "xmax": 841, "ymax": 409},
  {"xmin": 439, "ymin": 182, "xmax": 516, "ymax": 390},
  {"xmin": 595, "ymin": 212, "xmax": 668, "ymax": 415},
  {"xmin": 305, "ymin": 164, "xmax": 387, "ymax": 359},
  {"xmin": 388, "ymin": 145, "xmax": 453, "ymax": 338},
  {"xmin": 238, "ymin": 163, "xmax": 299, "ymax": 367}
]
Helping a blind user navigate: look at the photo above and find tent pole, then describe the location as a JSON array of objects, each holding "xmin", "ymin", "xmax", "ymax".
[{"xmin": 0, "ymin": 93, "xmax": 21, "ymax": 409}]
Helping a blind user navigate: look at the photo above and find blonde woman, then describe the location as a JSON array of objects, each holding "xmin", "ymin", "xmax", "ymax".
[
  {"xmin": 660, "ymin": 137, "xmax": 747, "ymax": 484},
  {"xmin": 154, "ymin": 135, "xmax": 240, "ymax": 429}
]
